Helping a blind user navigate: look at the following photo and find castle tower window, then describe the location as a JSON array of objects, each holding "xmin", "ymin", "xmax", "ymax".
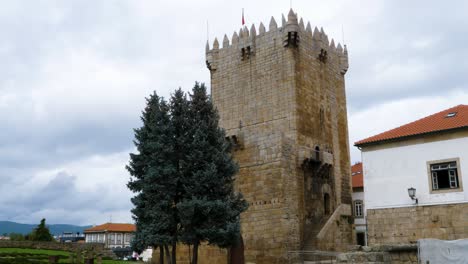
[
  {"xmin": 318, "ymin": 49, "xmax": 328, "ymax": 63},
  {"xmin": 286, "ymin": 31, "xmax": 299, "ymax": 47},
  {"xmin": 314, "ymin": 146, "xmax": 320, "ymax": 161},
  {"xmin": 241, "ymin": 46, "xmax": 252, "ymax": 60},
  {"xmin": 320, "ymin": 107, "xmax": 324, "ymax": 129},
  {"xmin": 324, "ymin": 193, "xmax": 331, "ymax": 215}
]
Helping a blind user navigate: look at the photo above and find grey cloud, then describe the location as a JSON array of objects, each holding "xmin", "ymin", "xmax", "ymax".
[
  {"xmin": 0, "ymin": 170, "xmax": 132, "ymax": 225},
  {"xmin": 345, "ymin": 1, "xmax": 468, "ymax": 109},
  {"xmin": 1, "ymin": 0, "xmax": 467, "ymax": 223}
]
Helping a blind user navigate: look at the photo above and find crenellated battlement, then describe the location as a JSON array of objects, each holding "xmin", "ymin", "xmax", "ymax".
[{"xmin": 206, "ymin": 8, "xmax": 348, "ymax": 74}]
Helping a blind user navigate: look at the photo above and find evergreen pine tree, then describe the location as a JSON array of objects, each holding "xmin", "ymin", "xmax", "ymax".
[
  {"xmin": 178, "ymin": 83, "xmax": 248, "ymax": 264},
  {"xmin": 30, "ymin": 218, "xmax": 53, "ymax": 241},
  {"xmin": 128, "ymin": 86, "xmax": 247, "ymax": 264},
  {"xmin": 127, "ymin": 92, "xmax": 178, "ymax": 263}
]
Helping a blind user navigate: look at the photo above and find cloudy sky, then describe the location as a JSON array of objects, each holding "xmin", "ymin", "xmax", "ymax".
[{"xmin": 1, "ymin": 0, "xmax": 467, "ymax": 225}]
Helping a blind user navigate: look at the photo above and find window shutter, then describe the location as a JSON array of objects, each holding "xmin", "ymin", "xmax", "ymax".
[
  {"xmin": 432, "ymin": 172, "xmax": 438, "ymax": 190},
  {"xmin": 449, "ymin": 170, "xmax": 457, "ymax": 188}
]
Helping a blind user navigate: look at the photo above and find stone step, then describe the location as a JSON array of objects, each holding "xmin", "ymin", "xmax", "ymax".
[
  {"xmin": 304, "ymin": 261, "xmax": 336, "ymax": 264},
  {"xmin": 303, "ymin": 256, "xmax": 336, "ymax": 262}
]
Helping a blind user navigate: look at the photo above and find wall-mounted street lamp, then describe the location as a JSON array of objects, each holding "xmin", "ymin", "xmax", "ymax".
[{"xmin": 407, "ymin": 187, "xmax": 418, "ymax": 204}]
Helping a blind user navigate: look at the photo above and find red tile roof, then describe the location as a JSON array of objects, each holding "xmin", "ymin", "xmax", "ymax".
[
  {"xmin": 84, "ymin": 223, "xmax": 135, "ymax": 233},
  {"xmin": 351, "ymin": 162, "xmax": 363, "ymax": 188},
  {"xmin": 355, "ymin": 105, "xmax": 468, "ymax": 146}
]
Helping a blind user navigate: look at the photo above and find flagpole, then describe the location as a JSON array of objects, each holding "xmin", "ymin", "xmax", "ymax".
[
  {"xmin": 207, "ymin": 20, "xmax": 209, "ymax": 42},
  {"xmin": 242, "ymin": 8, "xmax": 245, "ymax": 26}
]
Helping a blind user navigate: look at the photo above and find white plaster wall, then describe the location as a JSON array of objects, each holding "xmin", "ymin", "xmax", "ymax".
[
  {"xmin": 362, "ymin": 136, "xmax": 468, "ymax": 209},
  {"xmin": 352, "ymin": 191, "xmax": 366, "ymax": 226}
]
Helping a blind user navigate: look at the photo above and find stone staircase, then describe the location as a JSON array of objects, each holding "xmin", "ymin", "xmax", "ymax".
[
  {"xmin": 288, "ymin": 217, "xmax": 337, "ymax": 263},
  {"xmin": 297, "ymin": 204, "xmax": 352, "ymax": 263},
  {"xmin": 302, "ymin": 216, "xmax": 330, "ymax": 251},
  {"xmin": 299, "ymin": 251, "xmax": 338, "ymax": 263}
]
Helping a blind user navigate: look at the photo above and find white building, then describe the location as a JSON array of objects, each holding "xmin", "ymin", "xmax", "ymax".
[
  {"xmin": 84, "ymin": 223, "xmax": 135, "ymax": 249},
  {"xmin": 355, "ymin": 104, "xmax": 468, "ymax": 245},
  {"xmin": 351, "ymin": 162, "xmax": 366, "ymax": 246}
]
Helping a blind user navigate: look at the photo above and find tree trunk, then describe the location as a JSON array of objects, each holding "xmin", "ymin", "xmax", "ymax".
[
  {"xmin": 164, "ymin": 245, "xmax": 172, "ymax": 264},
  {"xmin": 191, "ymin": 242, "xmax": 199, "ymax": 264},
  {"xmin": 171, "ymin": 242, "xmax": 177, "ymax": 264},
  {"xmin": 159, "ymin": 246, "xmax": 164, "ymax": 264}
]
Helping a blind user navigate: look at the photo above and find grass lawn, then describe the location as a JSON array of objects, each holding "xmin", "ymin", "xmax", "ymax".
[{"xmin": 0, "ymin": 248, "xmax": 139, "ymax": 263}]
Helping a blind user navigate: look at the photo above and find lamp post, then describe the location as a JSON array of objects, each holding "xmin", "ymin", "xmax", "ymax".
[{"xmin": 407, "ymin": 187, "xmax": 418, "ymax": 204}]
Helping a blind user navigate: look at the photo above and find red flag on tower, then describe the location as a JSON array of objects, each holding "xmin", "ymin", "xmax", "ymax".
[{"xmin": 242, "ymin": 8, "xmax": 245, "ymax": 25}]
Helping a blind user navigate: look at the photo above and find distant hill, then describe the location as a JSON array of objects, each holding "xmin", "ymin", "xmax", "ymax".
[{"xmin": 0, "ymin": 221, "xmax": 92, "ymax": 236}]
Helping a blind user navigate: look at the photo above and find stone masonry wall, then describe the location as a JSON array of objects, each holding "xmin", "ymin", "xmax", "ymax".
[
  {"xmin": 294, "ymin": 21, "xmax": 351, "ymax": 207},
  {"xmin": 151, "ymin": 244, "xmax": 228, "ymax": 264},
  {"xmin": 203, "ymin": 9, "xmax": 353, "ymax": 263},
  {"xmin": 367, "ymin": 202, "xmax": 468, "ymax": 245},
  {"xmin": 337, "ymin": 244, "xmax": 418, "ymax": 264}
]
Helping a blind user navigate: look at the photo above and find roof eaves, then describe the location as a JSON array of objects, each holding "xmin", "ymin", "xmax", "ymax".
[{"xmin": 355, "ymin": 126, "xmax": 468, "ymax": 148}]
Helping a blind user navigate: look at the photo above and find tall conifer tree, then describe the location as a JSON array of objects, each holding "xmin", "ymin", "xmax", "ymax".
[
  {"xmin": 127, "ymin": 92, "xmax": 178, "ymax": 263},
  {"xmin": 128, "ymin": 85, "xmax": 247, "ymax": 264},
  {"xmin": 178, "ymin": 83, "xmax": 248, "ymax": 264}
]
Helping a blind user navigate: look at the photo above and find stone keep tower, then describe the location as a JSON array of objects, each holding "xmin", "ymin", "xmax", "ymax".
[{"xmin": 206, "ymin": 9, "xmax": 353, "ymax": 263}]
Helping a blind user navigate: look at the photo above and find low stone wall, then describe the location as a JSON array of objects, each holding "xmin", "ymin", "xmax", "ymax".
[
  {"xmin": 367, "ymin": 203, "xmax": 468, "ymax": 245},
  {"xmin": 337, "ymin": 244, "xmax": 418, "ymax": 264},
  {"xmin": 152, "ymin": 243, "xmax": 228, "ymax": 264},
  {"xmin": 0, "ymin": 240, "xmax": 116, "ymax": 259},
  {"xmin": 0, "ymin": 240, "xmax": 102, "ymax": 251}
]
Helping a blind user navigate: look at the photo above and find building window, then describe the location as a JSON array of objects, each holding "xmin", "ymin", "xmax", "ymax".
[
  {"xmin": 354, "ymin": 200, "xmax": 363, "ymax": 218},
  {"xmin": 428, "ymin": 159, "xmax": 463, "ymax": 192}
]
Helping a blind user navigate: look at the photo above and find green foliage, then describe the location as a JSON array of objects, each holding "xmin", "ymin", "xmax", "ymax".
[
  {"xmin": 0, "ymin": 248, "xmax": 69, "ymax": 256},
  {"xmin": 29, "ymin": 219, "xmax": 53, "ymax": 242},
  {"xmin": 178, "ymin": 83, "xmax": 248, "ymax": 248},
  {"xmin": 0, "ymin": 248, "xmax": 137, "ymax": 263},
  {"xmin": 8, "ymin": 233, "xmax": 25, "ymax": 241},
  {"xmin": 127, "ymin": 91, "xmax": 179, "ymax": 258},
  {"xmin": 127, "ymin": 83, "xmax": 248, "ymax": 263}
]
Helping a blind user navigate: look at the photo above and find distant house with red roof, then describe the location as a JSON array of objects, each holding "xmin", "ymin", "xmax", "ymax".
[
  {"xmin": 355, "ymin": 104, "xmax": 468, "ymax": 245},
  {"xmin": 351, "ymin": 162, "xmax": 366, "ymax": 246},
  {"xmin": 84, "ymin": 223, "xmax": 135, "ymax": 249}
]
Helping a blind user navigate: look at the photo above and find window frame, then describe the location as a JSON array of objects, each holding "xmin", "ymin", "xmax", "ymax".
[
  {"xmin": 353, "ymin": 200, "xmax": 364, "ymax": 218},
  {"xmin": 427, "ymin": 158, "xmax": 463, "ymax": 194}
]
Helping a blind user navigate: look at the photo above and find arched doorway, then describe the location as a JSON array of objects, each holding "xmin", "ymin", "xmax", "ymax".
[
  {"xmin": 229, "ymin": 235, "xmax": 245, "ymax": 264},
  {"xmin": 315, "ymin": 146, "xmax": 320, "ymax": 161}
]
